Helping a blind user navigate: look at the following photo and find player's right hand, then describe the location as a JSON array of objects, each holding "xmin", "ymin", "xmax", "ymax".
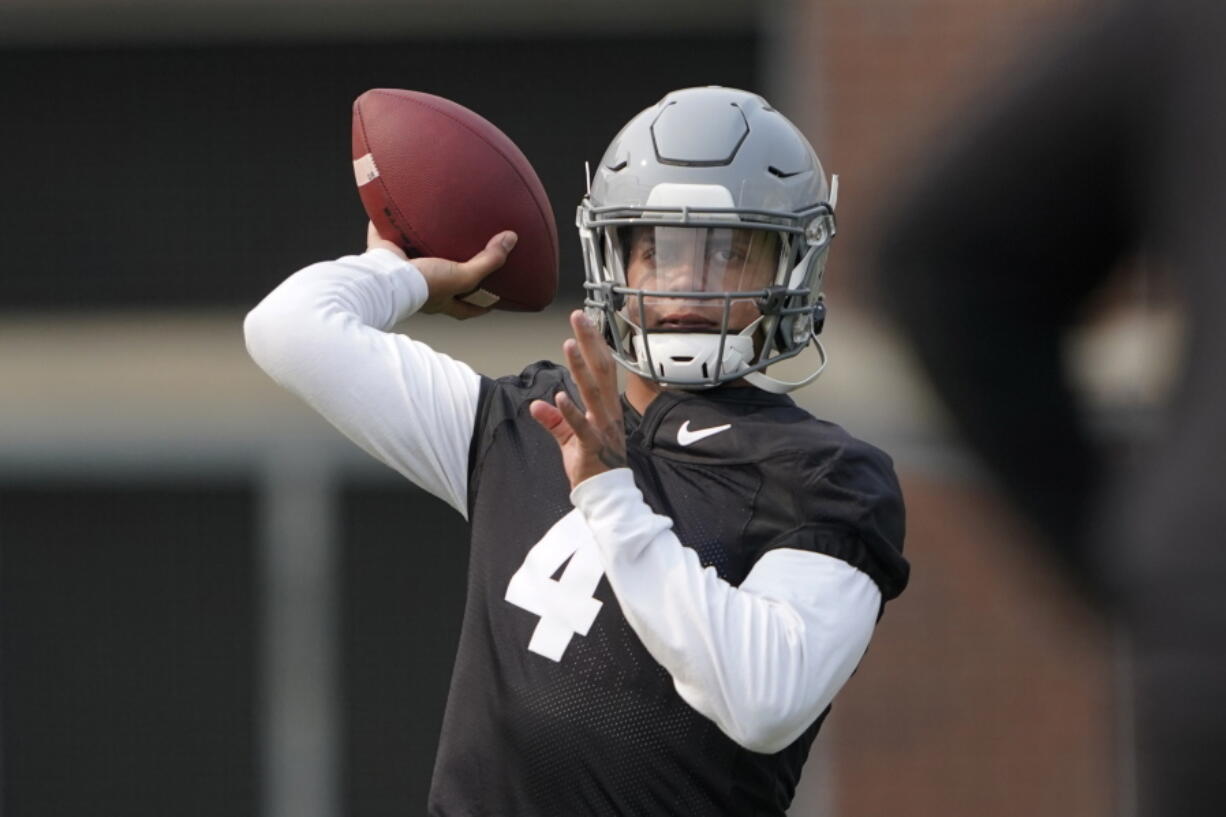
[{"xmin": 366, "ymin": 222, "xmax": 516, "ymax": 320}]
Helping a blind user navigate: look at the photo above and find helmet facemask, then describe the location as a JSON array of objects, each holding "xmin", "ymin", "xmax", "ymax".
[{"xmin": 579, "ymin": 203, "xmax": 834, "ymax": 390}]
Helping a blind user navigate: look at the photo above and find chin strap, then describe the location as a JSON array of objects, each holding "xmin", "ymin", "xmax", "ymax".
[{"xmin": 743, "ymin": 336, "xmax": 828, "ymax": 394}]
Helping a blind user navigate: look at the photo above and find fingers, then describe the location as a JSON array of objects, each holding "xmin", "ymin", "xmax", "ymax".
[
  {"xmin": 529, "ymin": 393, "xmax": 595, "ymax": 446},
  {"xmin": 529, "ymin": 399, "xmax": 571, "ymax": 444},
  {"xmin": 554, "ymin": 391, "xmax": 604, "ymax": 450},
  {"xmin": 533, "ymin": 314, "xmax": 628, "ymax": 486},
  {"xmin": 562, "ymin": 338, "xmax": 602, "ymax": 424},
  {"xmin": 415, "ymin": 230, "xmax": 513, "ymax": 319},
  {"xmin": 529, "ymin": 390, "xmax": 604, "ymax": 446},
  {"xmin": 414, "ymin": 231, "xmax": 515, "ymax": 313},
  {"xmin": 366, "ymin": 221, "xmax": 408, "ymax": 260},
  {"xmin": 457, "ymin": 231, "xmax": 517, "ymax": 288},
  {"xmin": 570, "ymin": 310, "xmax": 612, "ymax": 384},
  {"xmin": 564, "ymin": 310, "xmax": 618, "ymax": 428}
]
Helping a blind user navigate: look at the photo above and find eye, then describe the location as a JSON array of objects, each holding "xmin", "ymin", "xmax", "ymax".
[{"xmin": 709, "ymin": 247, "xmax": 745, "ymax": 263}]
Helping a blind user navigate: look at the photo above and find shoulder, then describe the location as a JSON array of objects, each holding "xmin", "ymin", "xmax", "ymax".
[
  {"xmin": 649, "ymin": 388, "xmax": 911, "ymax": 600},
  {"xmin": 746, "ymin": 408, "xmax": 909, "ymax": 602},
  {"xmin": 742, "ymin": 401, "xmax": 895, "ymax": 471},
  {"xmin": 770, "ymin": 416, "xmax": 901, "ymax": 507},
  {"xmin": 474, "ymin": 359, "xmax": 574, "ymax": 430},
  {"xmin": 483, "ymin": 359, "xmax": 572, "ymax": 403},
  {"xmin": 468, "ymin": 360, "xmax": 571, "ymax": 486},
  {"xmin": 747, "ymin": 408, "xmax": 903, "ymax": 534}
]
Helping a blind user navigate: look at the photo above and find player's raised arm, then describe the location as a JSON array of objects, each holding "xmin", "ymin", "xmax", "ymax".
[{"xmin": 243, "ymin": 227, "xmax": 514, "ymax": 516}]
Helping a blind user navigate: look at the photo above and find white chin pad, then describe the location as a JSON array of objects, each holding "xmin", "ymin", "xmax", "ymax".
[{"xmin": 633, "ymin": 332, "xmax": 754, "ymax": 384}]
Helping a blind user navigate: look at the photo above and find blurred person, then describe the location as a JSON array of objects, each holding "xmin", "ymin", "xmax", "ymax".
[
  {"xmin": 245, "ymin": 86, "xmax": 908, "ymax": 816},
  {"xmin": 875, "ymin": 2, "xmax": 1226, "ymax": 815}
]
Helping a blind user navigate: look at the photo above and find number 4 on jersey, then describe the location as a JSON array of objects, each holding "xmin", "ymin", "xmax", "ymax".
[{"xmin": 504, "ymin": 509, "xmax": 605, "ymax": 661}]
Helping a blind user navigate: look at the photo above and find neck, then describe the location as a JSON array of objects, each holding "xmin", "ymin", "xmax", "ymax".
[
  {"xmin": 624, "ymin": 373, "xmax": 664, "ymax": 415},
  {"xmin": 624, "ymin": 372, "xmax": 756, "ymax": 414}
]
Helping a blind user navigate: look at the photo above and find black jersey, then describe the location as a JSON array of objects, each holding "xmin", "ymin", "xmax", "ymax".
[{"xmin": 427, "ymin": 361, "xmax": 908, "ymax": 817}]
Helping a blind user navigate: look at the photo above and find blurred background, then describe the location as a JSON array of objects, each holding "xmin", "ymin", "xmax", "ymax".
[{"xmin": 0, "ymin": 0, "xmax": 1179, "ymax": 815}]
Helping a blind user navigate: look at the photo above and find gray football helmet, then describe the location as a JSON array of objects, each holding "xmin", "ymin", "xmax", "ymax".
[{"xmin": 577, "ymin": 86, "xmax": 836, "ymax": 392}]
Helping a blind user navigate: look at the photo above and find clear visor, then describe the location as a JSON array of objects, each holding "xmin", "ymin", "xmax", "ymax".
[
  {"xmin": 614, "ymin": 225, "xmax": 781, "ymax": 294},
  {"xmin": 611, "ymin": 225, "xmax": 783, "ymax": 334}
]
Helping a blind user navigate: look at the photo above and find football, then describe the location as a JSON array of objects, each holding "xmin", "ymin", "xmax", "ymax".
[{"xmin": 352, "ymin": 88, "xmax": 559, "ymax": 311}]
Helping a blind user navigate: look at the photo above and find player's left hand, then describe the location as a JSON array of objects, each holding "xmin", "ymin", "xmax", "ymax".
[{"xmin": 530, "ymin": 310, "xmax": 627, "ymax": 490}]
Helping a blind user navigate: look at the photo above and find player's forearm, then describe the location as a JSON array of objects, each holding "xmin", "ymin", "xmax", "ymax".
[
  {"xmin": 244, "ymin": 249, "xmax": 480, "ymax": 514},
  {"xmin": 571, "ymin": 468, "xmax": 880, "ymax": 754}
]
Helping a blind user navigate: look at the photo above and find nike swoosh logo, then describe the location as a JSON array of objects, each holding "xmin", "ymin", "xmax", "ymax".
[{"xmin": 677, "ymin": 420, "xmax": 732, "ymax": 447}]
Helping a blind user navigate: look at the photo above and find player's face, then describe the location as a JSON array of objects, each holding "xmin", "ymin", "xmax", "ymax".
[{"xmin": 621, "ymin": 226, "xmax": 779, "ymax": 332}]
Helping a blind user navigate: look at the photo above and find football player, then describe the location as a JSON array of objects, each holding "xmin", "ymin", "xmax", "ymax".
[{"xmin": 246, "ymin": 86, "xmax": 909, "ymax": 817}]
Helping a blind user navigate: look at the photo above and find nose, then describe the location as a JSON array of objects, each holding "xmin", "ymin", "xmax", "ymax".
[{"xmin": 653, "ymin": 255, "xmax": 704, "ymax": 292}]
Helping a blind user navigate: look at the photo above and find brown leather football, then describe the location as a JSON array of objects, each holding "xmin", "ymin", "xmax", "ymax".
[{"xmin": 352, "ymin": 88, "xmax": 558, "ymax": 311}]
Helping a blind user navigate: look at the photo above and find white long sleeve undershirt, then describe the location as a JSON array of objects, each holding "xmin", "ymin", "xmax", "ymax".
[
  {"xmin": 244, "ymin": 249, "xmax": 882, "ymax": 754},
  {"xmin": 244, "ymin": 248, "xmax": 480, "ymax": 516},
  {"xmin": 572, "ymin": 470, "xmax": 879, "ymax": 753}
]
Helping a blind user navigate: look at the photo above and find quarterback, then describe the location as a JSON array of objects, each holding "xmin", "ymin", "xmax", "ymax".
[{"xmin": 246, "ymin": 87, "xmax": 908, "ymax": 816}]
